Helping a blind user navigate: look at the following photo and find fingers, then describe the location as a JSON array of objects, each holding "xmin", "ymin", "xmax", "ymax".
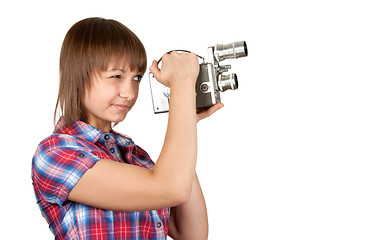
[
  {"xmin": 206, "ymin": 103, "xmax": 224, "ymax": 116},
  {"xmin": 149, "ymin": 51, "xmax": 199, "ymax": 88},
  {"xmin": 197, "ymin": 103, "xmax": 224, "ymax": 122}
]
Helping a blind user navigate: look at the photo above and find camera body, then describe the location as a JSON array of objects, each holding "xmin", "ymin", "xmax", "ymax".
[{"xmin": 149, "ymin": 41, "xmax": 247, "ymax": 113}]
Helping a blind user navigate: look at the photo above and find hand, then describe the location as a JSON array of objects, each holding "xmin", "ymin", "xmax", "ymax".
[
  {"xmin": 149, "ymin": 51, "xmax": 200, "ymax": 88},
  {"xmin": 196, "ymin": 103, "xmax": 224, "ymax": 122}
]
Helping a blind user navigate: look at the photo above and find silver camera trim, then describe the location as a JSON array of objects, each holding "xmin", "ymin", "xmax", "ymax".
[{"xmin": 149, "ymin": 41, "xmax": 247, "ymax": 114}]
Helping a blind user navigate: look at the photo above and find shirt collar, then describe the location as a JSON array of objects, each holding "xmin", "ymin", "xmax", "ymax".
[
  {"xmin": 54, "ymin": 117, "xmax": 134, "ymax": 146},
  {"xmin": 54, "ymin": 117, "xmax": 105, "ymax": 143}
]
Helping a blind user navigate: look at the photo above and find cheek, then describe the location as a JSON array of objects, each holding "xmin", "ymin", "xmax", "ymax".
[
  {"xmin": 83, "ymin": 85, "xmax": 109, "ymax": 111},
  {"xmin": 132, "ymin": 83, "xmax": 140, "ymax": 101},
  {"xmin": 134, "ymin": 83, "xmax": 140, "ymax": 93},
  {"xmin": 91, "ymin": 83, "xmax": 118, "ymax": 102}
]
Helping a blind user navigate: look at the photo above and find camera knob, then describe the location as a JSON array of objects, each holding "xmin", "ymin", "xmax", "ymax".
[
  {"xmin": 218, "ymin": 65, "xmax": 231, "ymax": 73},
  {"xmin": 200, "ymin": 83, "xmax": 210, "ymax": 93}
]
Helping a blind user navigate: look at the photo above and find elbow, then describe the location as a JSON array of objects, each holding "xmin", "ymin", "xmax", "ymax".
[
  {"xmin": 152, "ymin": 167, "xmax": 192, "ymax": 206},
  {"xmin": 170, "ymin": 183, "xmax": 192, "ymax": 206}
]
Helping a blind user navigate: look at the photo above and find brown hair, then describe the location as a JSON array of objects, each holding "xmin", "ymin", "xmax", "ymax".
[{"xmin": 55, "ymin": 17, "xmax": 147, "ymax": 127}]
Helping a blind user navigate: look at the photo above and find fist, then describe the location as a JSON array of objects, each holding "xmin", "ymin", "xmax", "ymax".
[{"xmin": 149, "ymin": 51, "xmax": 200, "ymax": 88}]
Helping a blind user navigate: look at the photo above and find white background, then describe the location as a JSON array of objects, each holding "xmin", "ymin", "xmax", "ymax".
[{"xmin": 1, "ymin": 0, "xmax": 371, "ymax": 239}]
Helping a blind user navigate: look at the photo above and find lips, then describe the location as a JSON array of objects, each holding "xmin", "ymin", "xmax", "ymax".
[{"xmin": 112, "ymin": 104, "xmax": 130, "ymax": 111}]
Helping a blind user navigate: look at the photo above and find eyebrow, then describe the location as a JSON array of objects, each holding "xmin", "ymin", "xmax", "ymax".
[
  {"xmin": 106, "ymin": 68, "xmax": 144, "ymax": 75},
  {"xmin": 107, "ymin": 68, "xmax": 124, "ymax": 73}
]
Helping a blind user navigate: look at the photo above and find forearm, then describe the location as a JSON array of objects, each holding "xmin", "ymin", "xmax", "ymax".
[
  {"xmin": 169, "ymin": 174, "xmax": 208, "ymax": 240},
  {"xmin": 154, "ymin": 81, "xmax": 198, "ymax": 199}
]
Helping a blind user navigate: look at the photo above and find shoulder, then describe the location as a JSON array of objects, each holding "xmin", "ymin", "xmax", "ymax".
[
  {"xmin": 32, "ymin": 132, "xmax": 100, "ymax": 183},
  {"xmin": 32, "ymin": 133, "xmax": 99, "ymax": 173},
  {"xmin": 31, "ymin": 133, "xmax": 100, "ymax": 205},
  {"xmin": 35, "ymin": 133, "xmax": 95, "ymax": 156}
]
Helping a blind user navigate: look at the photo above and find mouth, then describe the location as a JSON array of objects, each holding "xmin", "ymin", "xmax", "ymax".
[{"xmin": 112, "ymin": 104, "xmax": 130, "ymax": 112}]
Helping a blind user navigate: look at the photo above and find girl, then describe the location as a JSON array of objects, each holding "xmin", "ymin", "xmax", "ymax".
[{"xmin": 31, "ymin": 17, "xmax": 223, "ymax": 240}]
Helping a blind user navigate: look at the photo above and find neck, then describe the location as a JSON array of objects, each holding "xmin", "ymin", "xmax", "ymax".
[{"xmin": 87, "ymin": 117, "xmax": 112, "ymax": 133}]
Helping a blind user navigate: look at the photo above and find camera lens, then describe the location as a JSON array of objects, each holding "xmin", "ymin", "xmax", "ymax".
[
  {"xmin": 214, "ymin": 41, "xmax": 248, "ymax": 62},
  {"xmin": 218, "ymin": 73, "xmax": 238, "ymax": 92}
]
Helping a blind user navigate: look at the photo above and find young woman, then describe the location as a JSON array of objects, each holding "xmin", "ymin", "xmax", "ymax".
[{"xmin": 31, "ymin": 17, "xmax": 223, "ymax": 240}]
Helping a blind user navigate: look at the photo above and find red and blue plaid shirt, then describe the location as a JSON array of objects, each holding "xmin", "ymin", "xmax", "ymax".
[{"xmin": 32, "ymin": 118, "xmax": 170, "ymax": 240}]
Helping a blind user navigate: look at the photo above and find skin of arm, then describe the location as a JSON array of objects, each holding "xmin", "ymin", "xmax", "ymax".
[
  {"xmin": 168, "ymin": 174, "xmax": 209, "ymax": 240},
  {"xmin": 67, "ymin": 52, "xmax": 222, "ymax": 239},
  {"xmin": 68, "ymin": 52, "xmax": 220, "ymax": 210}
]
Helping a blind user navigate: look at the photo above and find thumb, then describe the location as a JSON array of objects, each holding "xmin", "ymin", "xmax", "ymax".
[
  {"xmin": 197, "ymin": 103, "xmax": 224, "ymax": 122},
  {"xmin": 149, "ymin": 60, "xmax": 161, "ymax": 80}
]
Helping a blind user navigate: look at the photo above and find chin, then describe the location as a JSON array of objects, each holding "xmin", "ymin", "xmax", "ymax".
[{"xmin": 111, "ymin": 114, "xmax": 128, "ymax": 124}]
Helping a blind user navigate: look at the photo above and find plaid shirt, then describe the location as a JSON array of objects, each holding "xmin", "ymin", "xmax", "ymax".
[{"xmin": 32, "ymin": 118, "xmax": 170, "ymax": 240}]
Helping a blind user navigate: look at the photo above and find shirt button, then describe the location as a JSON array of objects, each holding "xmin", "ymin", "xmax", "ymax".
[
  {"xmin": 78, "ymin": 153, "xmax": 85, "ymax": 158},
  {"xmin": 104, "ymin": 134, "xmax": 110, "ymax": 140},
  {"xmin": 156, "ymin": 222, "xmax": 162, "ymax": 228},
  {"xmin": 125, "ymin": 142, "xmax": 131, "ymax": 146},
  {"xmin": 109, "ymin": 148, "xmax": 115, "ymax": 153}
]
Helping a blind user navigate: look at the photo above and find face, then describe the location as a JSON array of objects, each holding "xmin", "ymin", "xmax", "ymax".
[{"xmin": 83, "ymin": 62, "xmax": 143, "ymax": 132}]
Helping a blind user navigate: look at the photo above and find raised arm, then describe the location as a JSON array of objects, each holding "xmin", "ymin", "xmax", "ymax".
[{"xmin": 68, "ymin": 52, "xmax": 203, "ymax": 211}]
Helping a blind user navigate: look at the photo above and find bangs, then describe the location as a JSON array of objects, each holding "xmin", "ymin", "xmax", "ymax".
[{"xmin": 86, "ymin": 18, "xmax": 147, "ymax": 74}]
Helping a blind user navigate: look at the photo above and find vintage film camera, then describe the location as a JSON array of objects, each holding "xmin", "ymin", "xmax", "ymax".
[{"xmin": 149, "ymin": 41, "xmax": 248, "ymax": 113}]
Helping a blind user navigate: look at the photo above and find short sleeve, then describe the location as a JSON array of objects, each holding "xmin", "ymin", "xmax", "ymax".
[{"xmin": 33, "ymin": 144, "xmax": 100, "ymax": 206}]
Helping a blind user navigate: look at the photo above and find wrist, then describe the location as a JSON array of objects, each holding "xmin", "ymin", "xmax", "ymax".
[{"xmin": 169, "ymin": 78, "xmax": 196, "ymax": 93}]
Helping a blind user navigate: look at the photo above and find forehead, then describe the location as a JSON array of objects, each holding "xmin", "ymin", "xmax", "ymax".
[
  {"xmin": 105, "ymin": 63, "xmax": 140, "ymax": 75},
  {"xmin": 103, "ymin": 56, "xmax": 141, "ymax": 73}
]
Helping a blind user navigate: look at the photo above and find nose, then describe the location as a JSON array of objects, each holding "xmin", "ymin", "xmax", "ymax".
[{"xmin": 118, "ymin": 80, "xmax": 136, "ymax": 101}]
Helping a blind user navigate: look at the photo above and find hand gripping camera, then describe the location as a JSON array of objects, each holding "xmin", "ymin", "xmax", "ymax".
[{"xmin": 149, "ymin": 41, "xmax": 248, "ymax": 113}]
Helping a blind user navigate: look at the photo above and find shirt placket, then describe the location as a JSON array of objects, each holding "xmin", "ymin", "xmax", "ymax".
[
  {"xmin": 101, "ymin": 133, "xmax": 122, "ymax": 162},
  {"xmin": 151, "ymin": 210, "xmax": 167, "ymax": 239}
]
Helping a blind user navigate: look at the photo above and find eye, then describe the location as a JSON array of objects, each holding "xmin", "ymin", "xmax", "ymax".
[
  {"xmin": 110, "ymin": 75, "xmax": 122, "ymax": 79},
  {"xmin": 133, "ymin": 75, "xmax": 143, "ymax": 82}
]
